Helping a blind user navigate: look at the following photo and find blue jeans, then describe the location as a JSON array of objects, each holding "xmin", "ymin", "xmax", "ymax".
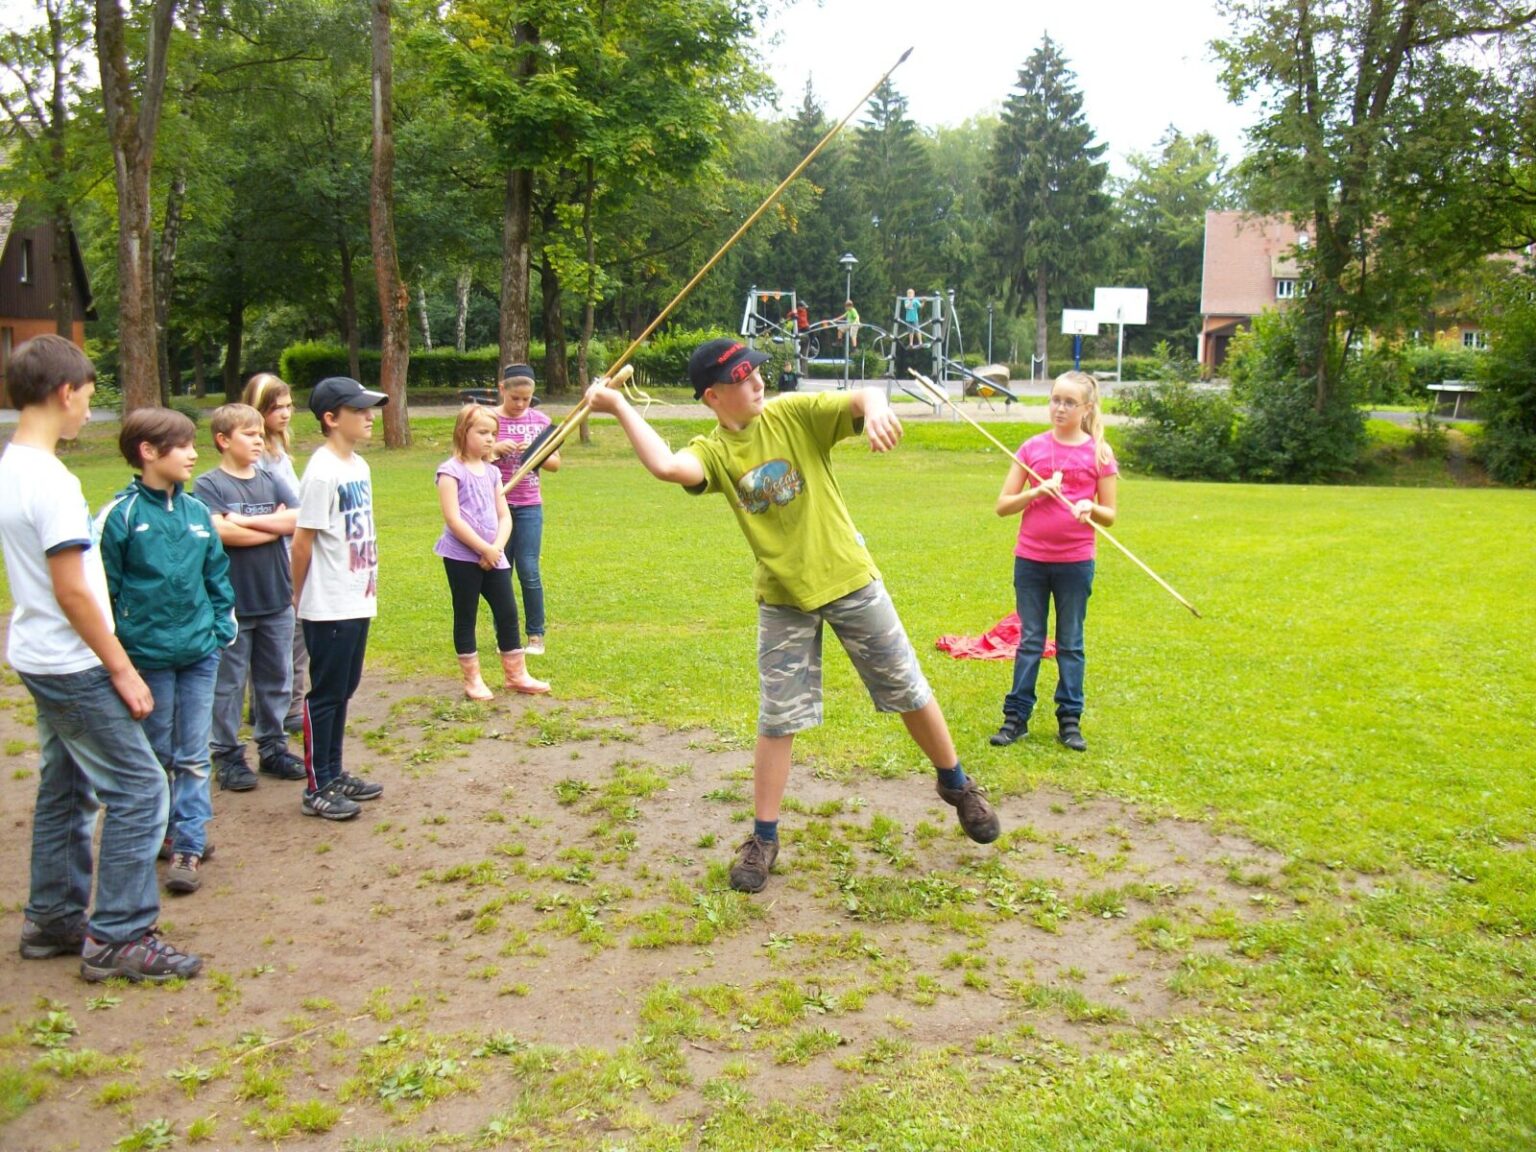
[
  {"xmin": 141, "ymin": 652, "xmax": 221, "ymax": 858},
  {"xmin": 509, "ymin": 503, "xmax": 545, "ymax": 637},
  {"xmin": 18, "ymin": 666, "xmax": 168, "ymax": 944},
  {"xmin": 212, "ymin": 608, "xmax": 295, "ymax": 767},
  {"xmin": 1003, "ymin": 557, "xmax": 1095, "ymax": 722},
  {"xmin": 302, "ymin": 617, "xmax": 370, "ymax": 792}
]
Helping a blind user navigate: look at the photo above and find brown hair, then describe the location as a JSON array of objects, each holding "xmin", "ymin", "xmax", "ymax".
[
  {"xmin": 209, "ymin": 403, "xmax": 263, "ymax": 449},
  {"xmin": 451, "ymin": 403, "xmax": 498, "ymax": 458},
  {"xmin": 7, "ymin": 334, "xmax": 95, "ymax": 407},
  {"xmin": 1052, "ymin": 370, "xmax": 1110, "ymax": 465},
  {"xmin": 241, "ymin": 372, "xmax": 292, "ymax": 454},
  {"xmin": 118, "ymin": 407, "xmax": 196, "ymax": 469}
]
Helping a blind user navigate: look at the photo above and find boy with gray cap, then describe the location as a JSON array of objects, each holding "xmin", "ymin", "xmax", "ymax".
[
  {"xmin": 292, "ymin": 377, "xmax": 389, "ymax": 820},
  {"xmin": 585, "ymin": 339, "xmax": 1000, "ymax": 893}
]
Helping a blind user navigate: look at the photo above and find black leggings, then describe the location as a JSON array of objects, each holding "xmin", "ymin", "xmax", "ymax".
[{"xmin": 443, "ymin": 558, "xmax": 522, "ymax": 655}]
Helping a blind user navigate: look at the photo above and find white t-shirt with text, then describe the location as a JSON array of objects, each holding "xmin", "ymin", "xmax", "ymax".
[{"xmin": 296, "ymin": 445, "xmax": 378, "ymax": 621}]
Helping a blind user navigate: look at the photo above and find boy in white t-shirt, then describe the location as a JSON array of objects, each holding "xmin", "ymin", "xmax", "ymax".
[
  {"xmin": 290, "ymin": 376, "xmax": 388, "ymax": 821},
  {"xmin": 0, "ymin": 335, "xmax": 201, "ymax": 983}
]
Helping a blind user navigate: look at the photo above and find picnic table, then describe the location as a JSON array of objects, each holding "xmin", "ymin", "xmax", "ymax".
[{"xmin": 1426, "ymin": 380, "xmax": 1480, "ymax": 419}]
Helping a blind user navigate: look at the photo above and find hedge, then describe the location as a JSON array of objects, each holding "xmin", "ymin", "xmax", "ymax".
[{"xmin": 278, "ymin": 340, "xmax": 614, "ymax": 393}]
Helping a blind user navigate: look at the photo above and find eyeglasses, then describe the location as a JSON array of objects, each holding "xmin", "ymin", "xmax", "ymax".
[{"xmin": 1048, "ymin": 396, "xmax": 1081, "ymax": 410}]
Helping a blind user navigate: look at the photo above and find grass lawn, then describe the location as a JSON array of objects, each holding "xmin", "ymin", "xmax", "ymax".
[{"xmin": 2, "ymin": 411, "xmax": 1533, "ymax": 1149}]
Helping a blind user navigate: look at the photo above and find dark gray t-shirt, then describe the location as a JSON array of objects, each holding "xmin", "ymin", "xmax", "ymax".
[{"xmin": 193, "ymin": 467, "xmax": 299, "ymax": 617}]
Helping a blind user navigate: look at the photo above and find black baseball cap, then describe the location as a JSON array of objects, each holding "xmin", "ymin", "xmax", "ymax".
[
  {"xmin": 308, "ymin": 376, "xmax": 388, "ymax": 420},
  {"xmin": 687, "ymin": 339, "xmax": 770, "ymax": 398}
]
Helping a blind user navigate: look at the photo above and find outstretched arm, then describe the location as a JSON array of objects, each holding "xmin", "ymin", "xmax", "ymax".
[{"xmin": 584, "ymin": 381, "xmax": 705, "ymax": 487}]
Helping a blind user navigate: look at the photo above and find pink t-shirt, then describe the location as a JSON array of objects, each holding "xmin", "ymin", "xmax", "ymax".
[
  {"xmin": 492, "ymin": 409, "xmax": 553, "ymax": 507},
  {"xmin": 1014, "ymin": 431, "xmax": 1118, "ymax": 564}
]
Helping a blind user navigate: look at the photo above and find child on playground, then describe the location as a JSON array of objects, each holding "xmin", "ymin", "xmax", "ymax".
[
  {"xmin": 98, "ymin": 407, "xmax": 237, "ymax": 896},
  {"xmin": 838, "ymin": 299, "xmax": 860, "ymax": 350},
  {"xmin": 584, "ymin": 337, "xmax": 1001, "ymax": 894},
  {"xmin": 292, "ymin": 376, "xmax": 388, "ymax": 821},
  {"xmin": 490, "ymin": 364, "xmax": 560, "ymax": 656},
  {"xmin": 437, "ymin": 404, "xmax": 550, "ymax": 698},
  {"xmin": 0, "ymin": 335, "xmax": 202, "ymax": 982},
  {"xmin": 195, "ymin": 403, "xmax": 306, "ymax": 792},
  {"xmin": 903, "ymin": 288, "xmax": 921, "ymax": 347},
  {"xmin": 990, "ymin": 370, "xmax": 1117, "ymax": 753},
  {"xmin": 242, "ymin": 372, "xmax": 308, "ymax": 734}
]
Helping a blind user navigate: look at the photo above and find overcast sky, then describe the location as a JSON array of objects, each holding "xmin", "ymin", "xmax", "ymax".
[
  {"xmin": 753, "ymin": 0, "xmax": 1255, "ymax": 173},
  {"xmin": 0, "ymin": 0, "xmax": 1255, "ymax": 173}
]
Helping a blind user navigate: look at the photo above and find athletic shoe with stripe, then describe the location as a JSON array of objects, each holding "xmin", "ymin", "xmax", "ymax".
[
  {"xmin": 20, "ymin": 917, "xmax": 85, "ymax": 960},
  {"xmin": 301, "ymin": 779, "xmax": 361, "ymax": 821},
  {"xmin": 80, "ymin": 929, "xmax": 202, "ymax": 983},
  {"xmin": 336, "ymin": 772, "xmax": 383, "ymax": 801}
]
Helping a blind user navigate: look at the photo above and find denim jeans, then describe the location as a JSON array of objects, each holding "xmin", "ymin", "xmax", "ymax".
[
  {"xmin": 302, "ymin": 617, "xmax": 370, "ymax": 792},
  {"xmin": 1003, "ymin": 556, "xmax": 1095, "ymax": 722},
  {"xmin": 141, "ymin": 652, "xmax": 221, "ymax": 858},
  {"xmin": 18, "ymin": 666, "xmax": 168, "ymax": 944},
  {"xmin": 508, "ymin": 503, "xmax": 545, "ymax": 637},
  {"xmin": 212, "ymin": 608, "xmax": 295, "ymax": 767}
]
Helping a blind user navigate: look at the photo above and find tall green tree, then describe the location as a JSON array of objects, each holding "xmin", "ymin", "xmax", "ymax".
[
  {"xmin": 1112, "ymin": 127, "xmax": 1229, "ymax": 355},
  {"xmin": 1217, "ymin": 0, "xmax": 1536, "ymax": 407},
  {"xmin": 985, "ymin": 34, "xmax": 1111, "ymax": 378}
]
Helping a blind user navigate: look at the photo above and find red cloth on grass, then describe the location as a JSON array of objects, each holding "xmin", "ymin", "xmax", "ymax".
[{"xmin": 934, "ymin": 612, "xmax": 1056, "ymax": 661}]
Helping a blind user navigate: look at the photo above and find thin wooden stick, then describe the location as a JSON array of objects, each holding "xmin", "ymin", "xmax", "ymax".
[
  {"xmin": 499, "ymin": 365, "xmax": 632, "ymax": 493},
  {"xmin": 908, "ymin": 371, "xmax": 1201, "ymax": 618},
  {"xmin": 500, "ymin": 48, "xmax": 916, "ymax": 495}
]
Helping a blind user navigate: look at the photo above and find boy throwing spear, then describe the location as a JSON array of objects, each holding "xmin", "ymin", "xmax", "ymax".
[{"xmin": 585, "ymin": 338, "xmax": 1000, "ymax": 893}]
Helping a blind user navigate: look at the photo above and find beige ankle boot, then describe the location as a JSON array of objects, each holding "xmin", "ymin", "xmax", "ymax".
[
  {"xmin": 457, "ymin": 654, "xmax": 494, "ymax": 701},
  {"xmin": 499, "ymin": 649, "xmax": 550, "ymax": 695}
]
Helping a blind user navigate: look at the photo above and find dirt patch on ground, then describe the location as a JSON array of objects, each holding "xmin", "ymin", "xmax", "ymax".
[{"xmin": 0, "ymin": 661, "xmax": 1293, "ymax": 1150}]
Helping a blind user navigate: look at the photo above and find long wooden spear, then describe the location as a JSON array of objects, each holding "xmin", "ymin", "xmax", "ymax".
[
  {"xmin": 908, "ymin": 370, "xmax": 1201, "ymax": 618},
  {"xmin": 501, "ymin": 47, "xmax": 916, "ymax": 494}
]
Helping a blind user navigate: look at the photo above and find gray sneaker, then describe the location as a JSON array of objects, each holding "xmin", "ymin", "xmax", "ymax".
[
  {"xmin": 301, "ymin": 779, "xmax": 361, "ymax": 821},
  {"xmin": 217, "ymin": 759, "xmax": 258, "ymax": 792},
  {"xmin": 335, "ymin": 772, "xmax": 382, "ymax": 801},
  {"xmin": 20, "ymin": 917, "xmax": 86, "ymax": 960},
  {"xmin": 164, "ymin": 854, "xmax": 202, "ymax": 895},
  {"xmin": 728, "ymin": 834, "xmax": 779, "ymax": 894},
  {"xmin": 80, "ymin": 929, "xmax": 202, "ymax": 983}
]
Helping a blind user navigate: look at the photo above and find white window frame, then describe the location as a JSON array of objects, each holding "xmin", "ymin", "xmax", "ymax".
[
  {"xmin": 1275, "ymin": 279, "xmax": 1296, "ymax": 300},
  {"xmin": 1462, "ymin": 330, "xmax": 1487, "ymax": 351}
]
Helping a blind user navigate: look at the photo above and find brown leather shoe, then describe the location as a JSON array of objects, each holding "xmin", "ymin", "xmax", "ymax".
[
  {"xmin": 728, "ymin": 834, "xmax": 779, "ymax": 893},
  {"xmin": 937, "ymin": 779, "xmax": 1001, "ymax": 844}
]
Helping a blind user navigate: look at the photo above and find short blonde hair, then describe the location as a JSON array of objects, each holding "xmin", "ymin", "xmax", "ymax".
[
  {"xmin": 209, "ymin": 403, "xmax": 264, "ymax": 449},
  {"xmin": 452, "ymin": 403, "xmax": 498, "ymax": 457}
]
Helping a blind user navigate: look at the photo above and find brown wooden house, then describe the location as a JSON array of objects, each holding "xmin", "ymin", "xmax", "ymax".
[{"xmin": 0, "ymin": 199, "xmax": 94, "ymax": 408}]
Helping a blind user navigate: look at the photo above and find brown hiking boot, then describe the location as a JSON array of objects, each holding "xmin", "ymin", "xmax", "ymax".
[
  {"xmin": 937, "ymin": 779, "xmax": 1001, "ymax": 844},
  {"xmin": 728, "ymin": 834, "xmax": 779, "ymax": 893}
]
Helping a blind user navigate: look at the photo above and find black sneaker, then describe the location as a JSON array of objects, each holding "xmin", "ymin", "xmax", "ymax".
[
  {"xmin": 259, "ymin": 749, "xmax": 308, "ymax": 780},
  {"xmin": 80, "ymin": 928, "xmax": 202, "ymax": 983},
  {"xmin": 283, "ymin": 712, "xmax": 304, "ymax": 736},
  {"xmin": 937, "ymin": 779, "xmax": 1002, "ymax": 844},
  {"xmin": 19, "ymin": 917, "xmax": 86, "ymax": 960},
  {"xmin": 989, "ymin": 715, "xmax": 1028, "ymax": 746},
  {"xmin": 335, "ymin": 772, "xmax": 383, "ymax": 802},
  {"xmin": 1057, "ymin": 718, "xmax": 1088, "ymax": 752},
  {"xmin": 301, "ymin": 779, "xmax": 362, "ymax": 821},
  {"xmin": 728, "ymin": 834, "xmax": 779, "ymax": 894},
  {"xmin": 217, "ymin": 759, "xmax": 259, "ymax": 792}
]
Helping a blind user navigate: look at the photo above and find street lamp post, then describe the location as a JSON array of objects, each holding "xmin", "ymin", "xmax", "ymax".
[
  {"xmin": 987, "ymin": 302, "xmax": 994, "ymax": 364},
  {"xmin": 839, "ymin": 252, "xmax": 858, "ymax": 390}
]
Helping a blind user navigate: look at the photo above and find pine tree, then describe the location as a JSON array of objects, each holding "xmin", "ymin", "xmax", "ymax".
[{"xmin": 985, "ymin": 35, "xmax": 1110, "ymax": 378}]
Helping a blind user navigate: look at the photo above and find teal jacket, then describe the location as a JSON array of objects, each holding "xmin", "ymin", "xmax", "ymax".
[{"xmin": 97, "ymin": 476, "xmax": 237, "ymax": 670}]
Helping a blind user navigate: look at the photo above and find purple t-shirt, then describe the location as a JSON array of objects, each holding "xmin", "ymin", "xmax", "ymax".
[
  {"xmin": 433, "ymin": 457, "xmax": 509, "ymax": 567},
  {"xmin": 1014, "ymin": 432, "xmax": 1118, "ymax": 564},
  {"xmin": 492, "ymin": 409, "xmax": 553, "ymax": 507}
]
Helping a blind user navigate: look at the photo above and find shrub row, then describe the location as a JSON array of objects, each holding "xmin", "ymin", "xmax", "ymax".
[{"xmin": 278, "ymin": 341, "xmax": 615, "ymax": 393}]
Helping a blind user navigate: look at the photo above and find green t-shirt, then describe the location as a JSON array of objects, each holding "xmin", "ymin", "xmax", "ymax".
[
  {"xmin": 844, "ymin": 306, "xmax": 859, "ymax": 324},
  {"xmin": 683, "ymin": 392, "xmax": 880, "ymax": 610}
]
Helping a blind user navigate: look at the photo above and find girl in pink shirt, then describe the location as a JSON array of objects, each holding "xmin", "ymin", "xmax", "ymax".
[
  {"xmin": 989, "ymin": 371, "xmax": 1118, "ymax": 752},
  {"xmin": 490, "ymin": 365, "xmax": 560, "ymax": 656}
]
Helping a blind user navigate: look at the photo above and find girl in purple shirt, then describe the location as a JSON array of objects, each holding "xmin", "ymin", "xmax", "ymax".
[
  {"xmin": 436, "ymin": 405, "xmax": 549, "ymax": 699},
  {"xmin": 989, "ymin": 371, "xmax": 1118, "ymax": 752}
]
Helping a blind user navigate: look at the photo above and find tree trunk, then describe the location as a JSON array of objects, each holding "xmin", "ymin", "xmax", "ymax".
[
  {"xmin": 416, "ymin": 277, "xmax": 433, "ymax": 350},
  {"xmin": 1034, "ymin": 271, "xmax": 1049, "ymax": 380},
  {"xmin": 337, "ymin": 234, "xmax": 361, "ymax": 382},
  {"xmin": 47, "ymin": 4, "xmax": 74, "ymax": 339},
  {"xmin": 221, "ymin": 287, "xmax": 244, "ymax": 397},
  {"xmin": 577, "ymin": 158, "xmax": 597, "ymax": 445},
  {"xmin": 497, "ymin": 20, "xmax": 538, "ymax": 370},
  {"xmin": 455, "ymin": 269, "xmax": 470, "ymax": 353},
  {"xmin": 154, "ymin": 167, "xmax": 186, "ymax": 403},
  {"xmin": 94, "ymin": 0, "xmax": 176, "ymax": 413},
  {"xmin": 369, "ymin": 0, "xmax": 410, "ymax": 447},
  {"xmin": 192, "ymin": 343, "xmax": 205, "ymax": 398},
  {"xmin": 539, "ymin": 255, "xmax": 568, "ymax": 394}
]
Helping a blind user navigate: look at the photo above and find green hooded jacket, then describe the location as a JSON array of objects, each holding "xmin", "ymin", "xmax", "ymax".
[{"xmin": 96, "ymin": 476, "xmax": 236, "ymax": 670}]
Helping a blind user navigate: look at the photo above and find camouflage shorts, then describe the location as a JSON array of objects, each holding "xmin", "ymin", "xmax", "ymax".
[{"xmin": 757, "ymin": 580, "xmax": 932, "ymax": 737}]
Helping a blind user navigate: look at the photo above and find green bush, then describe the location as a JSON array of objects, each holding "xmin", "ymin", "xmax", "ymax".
[
  {"xmin": 1120, "ymin": 344, "xmax": 1240, "ymax": 480},
  {"xmin": 1475, "ymin": 271, "xmax": 1536, "ymax": 486},
  {"xmin": 1234, "ymin": 372, "xmax": 1368, "ymax": 482},
  {"xmin": 277, "ymin": 341, "xmax": 615, "ymax": 394},
  {"xmin": 628, "ymin": 327, "xmax": 734, "ymax": 389},
  {"xmin": 1404, "ymin": 344, "xmax": 1481, "ymax": 391}
]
